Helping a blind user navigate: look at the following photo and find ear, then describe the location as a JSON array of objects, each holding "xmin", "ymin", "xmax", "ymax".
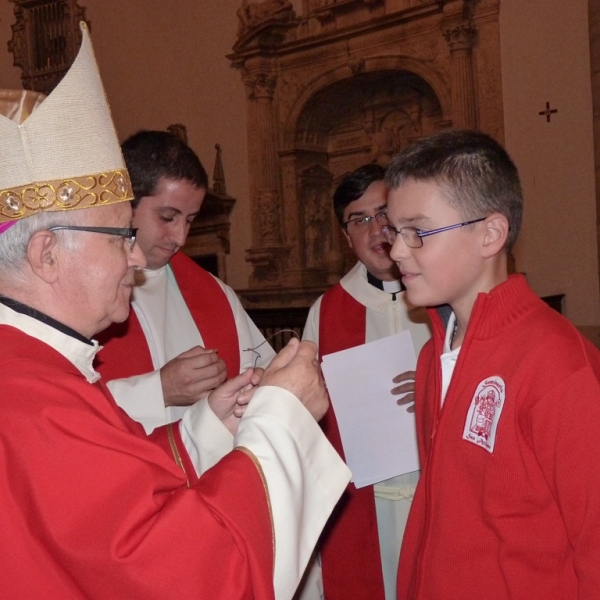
[
  {"xmin": 342, "ymin": 227, "xmax": 354, "ymax": 251},
  {"xmin": 27, "ymin": 230, "xmax": 61, "ymax": 283},
  {"xmin": 481, "ymin": 213, "xmax": 509, "ymax": 258}
]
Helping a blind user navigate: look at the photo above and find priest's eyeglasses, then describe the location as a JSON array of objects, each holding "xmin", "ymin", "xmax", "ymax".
[
  {"xmin": 47, "ymin": 226, "xmax": 138, "ymax": 250},
  {"xmin": 343, "ymin": 210, "xmax": 389, "ymax": 232},
  {"xmin": 381, "ymin": 217, "xmax": 487, "ymax": 249}
]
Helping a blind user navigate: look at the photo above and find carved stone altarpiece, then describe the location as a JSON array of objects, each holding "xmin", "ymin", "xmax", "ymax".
[
  {"xmin": 8, "ymin": 0, "xmax": 89, "ymax": 95},
  {"xmin": 231, "ymin": 0, "xmax": 503, "ymax": 309}
]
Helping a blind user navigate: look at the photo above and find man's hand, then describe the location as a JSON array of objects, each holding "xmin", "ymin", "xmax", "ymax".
[
  {"xmin": 207, "ymin": 369, "xmax": 256, "ymax": 435},
  {"xmin": 392, "ymin": 370, "xmax": 416, "ymax": 413},
  {"xmin": 256, "ymin": 338, "xmax": 328, "ymax": 421},
  {"xmin": 160, "ymin": 346, "xmax": 227, "ymax": 407}
]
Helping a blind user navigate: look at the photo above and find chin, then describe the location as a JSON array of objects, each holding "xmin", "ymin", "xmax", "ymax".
[
  {"xmin": 109, "ymin": 303, "xmax": 132, "ymax": 325},
  {"xmin": 403, "ymin": 287, "xmax": 430, "ymax": 309},
  {"xmin": 147, "ymin": 254, "xmax": 170, "ymax": 270}
]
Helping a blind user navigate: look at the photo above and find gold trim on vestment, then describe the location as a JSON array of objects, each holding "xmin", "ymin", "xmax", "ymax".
[
  {"xmin": 167, "ymin": 422, "xmax": 190, "ymax": 488},
  {"xmin": 236, "ymin": 446, "xmax": 275, "ymax": 573},
  {"xmin": 0, "ymin": 169, "xmax": 133, "ymax": 223}
]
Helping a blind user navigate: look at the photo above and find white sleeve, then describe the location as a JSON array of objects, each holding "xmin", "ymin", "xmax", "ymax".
[
  {"xmin": 234, "ymin": 386, "xmax": 351, "ymax": 600},
  {"xmin": 179, "ymin": 398, "xmax": 234, "ymax": 476},
  {"xmin": 106, "ymin": 371, "xmax": 166, "ymax": 435},
  {"xmin": 216, "ymin": 278, "xmax": 277, "ymax": 370},
  {"xmin": 302, "ymin": 296, "xmax": 322, "ymax": 345}
]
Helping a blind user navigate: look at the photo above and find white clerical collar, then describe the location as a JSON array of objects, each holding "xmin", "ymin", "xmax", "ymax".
[
  {"xmin": 0, "ymin": 302, "xmax": 101, "ymax": 383},
  {"xmin": 382, "ymin": 279, "xmax": 402, "ymax": 294}
]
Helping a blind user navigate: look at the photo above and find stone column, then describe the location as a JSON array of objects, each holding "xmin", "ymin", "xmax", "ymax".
[
  {"xmin": 244, "ymin": 71, "xmax": 282, "ymax": 246},
  {"xmin": 444, "ymin": 22, "xmax": 477, "ymax": 129},
  {"xmin": 242, "ymin": 69, "xmax": 289, "ymax": 286}
]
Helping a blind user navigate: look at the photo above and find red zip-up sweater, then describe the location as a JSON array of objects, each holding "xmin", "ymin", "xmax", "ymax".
[{"xmin": 398, "ymin": 275, "xmax": 600, "ymax": 599}]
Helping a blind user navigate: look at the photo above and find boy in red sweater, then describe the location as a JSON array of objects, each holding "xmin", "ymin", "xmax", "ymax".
[{"xmin": 383, "ymin": 129, "xmax": 600, "ymax": 599}]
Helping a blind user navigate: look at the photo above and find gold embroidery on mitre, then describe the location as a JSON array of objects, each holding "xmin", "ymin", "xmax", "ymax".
[{"xmin": 0, "ymin": 169, "xmax": 133, "ymax": 224}]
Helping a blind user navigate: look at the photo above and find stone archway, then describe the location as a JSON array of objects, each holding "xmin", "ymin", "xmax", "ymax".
[{"xmin": 286, "ymin": 69, "xmax": 446, "ymax": 287}]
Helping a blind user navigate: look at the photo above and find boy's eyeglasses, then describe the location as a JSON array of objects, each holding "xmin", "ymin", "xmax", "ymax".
[
  {"xmin": 343, "ymin": 210, "xmax": 389, "ymax": 232},
  {"xmin": 47, "ymin": 225, "xmax": 138, "ymax": 250},
  {"xmin": 381, "ymin": 217, "xmax": 487, "ymax": 249}
]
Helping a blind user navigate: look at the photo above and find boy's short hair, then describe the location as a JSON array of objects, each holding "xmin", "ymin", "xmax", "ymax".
[
  {"xmin": 385, "ymin": 129, "xmax": 522, "ymax": 250},
  {"xmin": 121, "ymin": 130, "xmax": 209, "ymax": 208},
  {"xmin": 333, "ymin": 163, "xmax": 386, "ymax": 225}
]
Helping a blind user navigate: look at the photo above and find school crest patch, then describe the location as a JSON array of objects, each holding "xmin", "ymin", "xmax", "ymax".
[{"xmin": 462, "ymin": 376, "xmax": 506, "ymax": 453}]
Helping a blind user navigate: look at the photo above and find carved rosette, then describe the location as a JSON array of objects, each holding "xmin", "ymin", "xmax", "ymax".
[{"xmin": 443, "ymin": 22, "xmax": 477, "ymax": 129}]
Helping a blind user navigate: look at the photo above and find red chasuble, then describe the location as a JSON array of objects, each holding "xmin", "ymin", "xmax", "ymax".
[
  {"xmin": 0, "ymin": 326, "xmax": 274, "ymax": 599},
  {"xmin": 319, "ymin": 283, "xmax": 386, "ymax": 600},
  {"xmin": 96, "ymin": 251, "xmax": 240, "ymax": 380}
]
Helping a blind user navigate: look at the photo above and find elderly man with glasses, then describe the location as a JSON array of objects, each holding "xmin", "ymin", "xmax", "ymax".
[{"xmin": 0, "ymin": 24, "xmax": 349, "ymax": 600}]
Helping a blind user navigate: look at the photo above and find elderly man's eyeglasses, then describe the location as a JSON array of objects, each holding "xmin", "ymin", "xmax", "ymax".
[
  {"xmin": 47, "ymin": 226, "xmax": 138, "ymax": 250},
  {"xmin": 343, "ymin": 210, "xmax": 389, "ymax": 232},
  {"xmin": 381, "ymin": 217, "xmax": 487, "ymax": 249}
]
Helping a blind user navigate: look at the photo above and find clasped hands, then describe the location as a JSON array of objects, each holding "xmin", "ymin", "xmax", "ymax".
[{"xmin": 160, "ymin": 339, "xmax": 328, "ymax": 435}]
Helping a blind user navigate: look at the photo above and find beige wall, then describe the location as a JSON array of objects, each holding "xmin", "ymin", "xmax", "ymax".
[{"xmin": 500, "ymin": 0, "xmax": 600, "ymax": 325}]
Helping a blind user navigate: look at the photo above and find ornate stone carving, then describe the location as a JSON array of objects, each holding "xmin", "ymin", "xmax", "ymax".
[
  {"xmin": 244, "ymin": 72, "xmax": 277, "ymax": 99},
  {"xmin": 231, "ymin": 0, "xmax": 503, "ymax": 303},
  {"xmin": 236, "ymin": 0, "xmax": 295, "ymax": 37},
  {"xmin": 8, "ymin": 0, "xmax": 89, "ymax": 94},
  {"xmin": 443, "ymin": 22, "xmax": 476, "ymax": 52},
  {"xmin": 299, "ymin": 165, "xmax": 333, "ymax": 270}
]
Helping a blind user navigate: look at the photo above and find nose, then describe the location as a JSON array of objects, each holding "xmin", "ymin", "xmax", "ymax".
[
  {"xmin": 368, "ymin": 215, "xmax": 384, "ymax": 236},
  {"xmin": 170, "ymin": 220, "xmax": 189, "ymax": 247},
  {"xmin": 128, "ymin": 240, "xmax": 147, "ymax": 269},
  {"xmin": 390, "ymin": 235, "xmax": 411, "ymax": 262}
]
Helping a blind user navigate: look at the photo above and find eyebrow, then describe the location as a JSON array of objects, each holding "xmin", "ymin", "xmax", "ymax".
[
  {"xmin": 346, "ymin": 204, "xmax": 387, "ymax": 220},
  {"xmin": 156, "ymin": 206, "xmax": 200, "ymax": 219},
  {"xmin": 393, "ymin": 214, "xmax": 432, "ymax": 226}
]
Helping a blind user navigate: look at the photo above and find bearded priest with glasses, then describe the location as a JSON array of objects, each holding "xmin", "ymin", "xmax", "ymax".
[
  {"xmin": 0, "ymin": 23, "xmax": 350, "ymax": 600},
  {"xmin": 300, "ymin": 164, "xmax": 431, "ymax": 600}
]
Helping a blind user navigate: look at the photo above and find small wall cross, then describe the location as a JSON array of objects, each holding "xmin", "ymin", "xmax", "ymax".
[{"xmin": 539, "ymin": 102, "xmax": 558, "ymax": 123}]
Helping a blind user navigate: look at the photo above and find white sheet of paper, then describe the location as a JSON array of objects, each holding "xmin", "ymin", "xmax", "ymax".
[{"xmin": 321, "ymin": 330, "xmax": 419, "ymax": 488}]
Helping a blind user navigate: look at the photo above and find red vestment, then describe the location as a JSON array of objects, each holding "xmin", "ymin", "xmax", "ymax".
[
  {"xmin": 0, "ymin": 324, "xmax": 274, "ymax": 599},
  {"xmin": 318, "ymin": 283, "xmax": 386, "ymax": 600}
]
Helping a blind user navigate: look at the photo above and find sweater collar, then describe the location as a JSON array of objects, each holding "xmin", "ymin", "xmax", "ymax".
[{"xmin": 430, "ymin": 274, "xmax": 541, "ymax": 342}]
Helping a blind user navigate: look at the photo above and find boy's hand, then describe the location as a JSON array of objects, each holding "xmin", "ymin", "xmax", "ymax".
[
  {"xmin": 392, "ymin": 370, "xmax": 416, "ymax": 413},
  {"xmin": 207, "ymin": 368, "xmax": 255, "ymax": 435}
]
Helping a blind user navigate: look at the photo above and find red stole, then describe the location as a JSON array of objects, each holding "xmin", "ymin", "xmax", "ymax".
[
  {"xmin": 96, "ymin": 252, "xmax": 240, "ymax": 381},
  {"xmin": 319, "ymin": 283, "xmax": 385, "ymax": 600}
]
